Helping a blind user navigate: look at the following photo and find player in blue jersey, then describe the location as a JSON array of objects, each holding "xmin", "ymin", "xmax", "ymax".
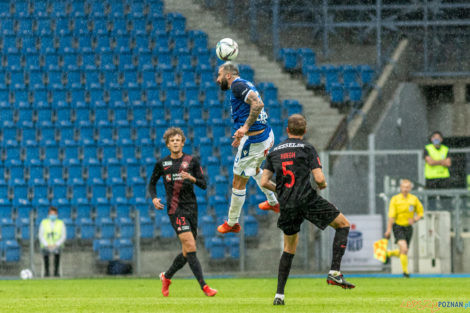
[{"xmin": 215, "ymin": 62, "xmax": 279, "ymax": 233}]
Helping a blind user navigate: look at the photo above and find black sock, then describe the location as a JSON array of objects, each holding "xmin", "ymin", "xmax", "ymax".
[
  {"xmin": 331, "ymin": 227, "xmax": 350, "ymax": 271},
  {"xmin": 276, "ymin": 252, "xmax": 295, "ymax": 295},
  {"xmin": 186, "ymin": 252, "xmax": 206, "ymax": 289},
  {"xmin": 44, "ymin": 254, "xmax": 50, "ymax": 276},
  {"xmin": 54, "ymin": 254, "xmax": 60, "ymax": 276},
  {"xmin": 165, "ymin": 253, "xmax": 187, "ymax": 279}
]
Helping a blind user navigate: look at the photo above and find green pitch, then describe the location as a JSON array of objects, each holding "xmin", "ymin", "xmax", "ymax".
[{"xmin": 0, "ymin": 277, "xmax": 469, "ymax": 313}]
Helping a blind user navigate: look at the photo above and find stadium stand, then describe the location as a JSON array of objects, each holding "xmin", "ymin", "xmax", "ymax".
[{"xmin": 0, "ymin": 0, "xmax": 304, "ymax": 264}]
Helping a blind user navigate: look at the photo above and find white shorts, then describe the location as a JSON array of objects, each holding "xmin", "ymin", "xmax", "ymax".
[{"xmin": 233, "ymin": 129, "xmax": 274, "ymax": 177}]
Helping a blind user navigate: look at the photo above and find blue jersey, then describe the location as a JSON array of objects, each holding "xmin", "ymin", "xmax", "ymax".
[{"xmin": 230, "ymin": 78, "xmax": 270, "ymax": 134}]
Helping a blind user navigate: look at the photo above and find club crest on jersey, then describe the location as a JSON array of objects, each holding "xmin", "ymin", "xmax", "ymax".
[
  {"xmin": 181, "ymin": 161, "xmax": 189, "ymax": 169},
  {"xmin": 163, "ymin": 161, "xmax": 172, "ymax": 167},
  {"xmin": 409, "ymin": 205, "xmax": 415, "ymax": 212},
  {"xmin": 166, "ymin": 174, "xmax": 171, "ymax": 182}
]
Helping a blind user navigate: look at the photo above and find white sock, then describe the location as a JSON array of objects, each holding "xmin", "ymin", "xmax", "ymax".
[
  {"xmin": 227, "ymin": 188, "xmax": 246, "ymax": 226},
  {"xmin": 329, "ymin": 270, "xmax": 341, "ymax": 276},
  {"xmin": 275, "ymin": 293, "xmax": 284, "ymax": 300},
  {"xmin": 253, "ymin": 171, "xmax": 278, "ymax": 205}
]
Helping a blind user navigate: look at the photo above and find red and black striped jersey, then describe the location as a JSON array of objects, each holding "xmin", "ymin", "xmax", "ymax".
[{"xmin": 148, "ymin": 153, "xmax": 206, "ymax": 215}]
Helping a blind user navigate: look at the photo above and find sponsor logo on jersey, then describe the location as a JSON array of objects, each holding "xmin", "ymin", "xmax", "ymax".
[
  {"xmin": 163, "ymin": 161, "xmax": 172, "ymax": 167},
  {"xmin": 182, "ymin": 225, "xmax": 190, "ymax": 230},
  {"xmin": 164, "ymin": 166, "xmax": 171, "ymax": 170},
  {"xmin": 273, "ymin": 143, "xmax": 305, "ymax": 151},
  {"xmin": 166, "ymin": 174, "xmax": 171, "ymax": 182},
  {"xmin": 177, "ymin": 227, "xmax": 181, "ymax": 231}
]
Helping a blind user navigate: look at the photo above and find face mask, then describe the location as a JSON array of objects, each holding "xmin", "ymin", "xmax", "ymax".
[
  {"xmin": 49, "ymin": 214, "xmax": 57, "ymax": 221},
  {"xmin": 432, "ymin": 138, "xmax": 441, "ymax": 145}
]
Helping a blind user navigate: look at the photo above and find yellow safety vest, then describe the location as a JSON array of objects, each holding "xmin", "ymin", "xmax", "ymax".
[
  {"xmin": 40, "ymin": 219, "xmax": 65, "ymax": 248},
  {"xmin": 424, "ymin": 144, "xmax": 450, "ymax": 179}
]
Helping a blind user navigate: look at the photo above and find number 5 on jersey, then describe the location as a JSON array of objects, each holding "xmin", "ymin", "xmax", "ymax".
[{"xmin": 282, "ymin": 161, "xmax": 295, "ymax": 188}]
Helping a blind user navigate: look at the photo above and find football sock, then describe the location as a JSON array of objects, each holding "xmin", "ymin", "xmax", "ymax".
[
  {"xmin": 276, "ymin": 252, "xmax": 295, "ymax": 295},
  {"xmin": 165, "ymin": 253, "xmax": 187, "ymax": 279},
  {"xmin": 331, "ymin": 227, "xmax": 350, "ymax": 271},
  {"xmin": 328, "ymin": 270, "xmax": 341, "ymax": 276},
  {"xmin": 228, "ymin": 188, "xmax": 246, "ymax": 226},
  {"xmin": 253, "ymin": 171, "xmax": 278, "ymax": 205},
  {"xmin": 186, "ymin": 252, "xmax": 206, "ymax": 289},
  {"xmin": 400, "ymin": 254, "xmax": 409, "ymax": 274},
  {"xmin": 275, "ymin": 294, "xmax": 285, "ymax": 300},
  {"xmin": 388, "ymin": 249, "xmax": 400, "ymax": 258}
]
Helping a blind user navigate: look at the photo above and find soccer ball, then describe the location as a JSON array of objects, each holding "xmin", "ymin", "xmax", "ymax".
[
  {"xmin": 216, "ymin": 38, "xmax": 239, "ymax": 61},
  {"xmin": 20, "ymin": 269, "xmax": 33, "ymax": 280}
]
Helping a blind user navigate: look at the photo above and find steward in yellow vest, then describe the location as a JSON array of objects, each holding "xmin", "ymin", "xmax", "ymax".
[
  {"xmin": 39, "ymin": 206, "xmax": 66, "ymax": 277},
  {"xmin": 424, "ymin": 131, "xmax": 451, "ymax": 189}
]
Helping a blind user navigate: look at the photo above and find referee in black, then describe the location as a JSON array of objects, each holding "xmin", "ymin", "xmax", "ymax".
[
  {"xmin": 148, "ymin": 127, "xmax": 217, "ymax": 297},
  {"xmin": 261, "ymin": 114, "xmax": 355, "ymax": 305}
]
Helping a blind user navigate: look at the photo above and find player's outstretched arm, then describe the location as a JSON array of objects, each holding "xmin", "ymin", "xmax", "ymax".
[
  {"xmin": 312, "ymin": 168, "xmax": 327, "ymax": 189},
  {"xmin": 260, "ymin": 169, "xmax": 276, "ymax": 192}
]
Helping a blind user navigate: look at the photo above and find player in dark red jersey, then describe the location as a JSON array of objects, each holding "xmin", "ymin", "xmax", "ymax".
[
  {"xmin": 148, "ymin": 127, "xmax": 217, "ymax": 297},
  {"xmin": 260, "ymin": 114, "xmax": 355, "ymax": 306}
]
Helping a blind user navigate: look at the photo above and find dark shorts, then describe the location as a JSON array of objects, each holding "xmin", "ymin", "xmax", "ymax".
[
  {"xmin": 277, "ymin": 195, "xmax": 341, "ymax": 235},
  {"xmin": 392, "ymin": 224, "xmax": 413, "ymax": 246},
  {"xmin": 169, "ymin": 213, "xmax": 198, "ymax": 239}
]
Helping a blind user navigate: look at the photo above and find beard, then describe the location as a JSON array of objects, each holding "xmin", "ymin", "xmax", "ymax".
[{"xmin": 219, "ymin": 78, "xmax": 229, "ymax": 91}]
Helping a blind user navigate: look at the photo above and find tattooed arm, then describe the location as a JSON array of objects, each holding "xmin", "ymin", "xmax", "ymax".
[{"xmin": 233, "ymin": 91, "xmax": 264, "ymax": 139}]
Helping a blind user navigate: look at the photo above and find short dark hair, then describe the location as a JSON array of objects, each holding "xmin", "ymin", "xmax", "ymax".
[
  {"xmin": 163, "ymin": 127, "xmax": 186, "ymax": 145},
  {"xmin": 220, "ymin": 62, "xmax": 239, "ymax": 76},
  {"xmin": 287, "ymin": 114, "xmax": 307, "ymax": 136},
  {"xmin": 49, "ymin": 206, "xmax": 58, "ymax": 213}
]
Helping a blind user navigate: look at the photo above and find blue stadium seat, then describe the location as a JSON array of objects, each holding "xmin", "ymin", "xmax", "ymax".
[
  {"xmin": 227, "ymin": 237, "xmax": 240, "ymax": 259},
  {"xmin": 359, "ymin": 65, "xmax": 374, "ymax": 85},
  {"xmin": 45, "ymin": 158, "xmax": 62, "ymax": 180},
  {"xmin": 35, "ymin": 199, "xmax": 51, "ymax": 222},
  {"xmin": 139, "ymin": 216, "xmax": 154, "ymax": 238},
  {"xmin": 51, "ymin": 178, "xmax": 67, "ymax": 199},
  {"xmin": 71, "ymin": 178, "xmax": 87, "ymax": 199},
  {"xmin": 129, "ymin": 176, "xmax": 146, "ymax": 199},
  {"xmin": 51, "ymin": 198, "xmax": 72, "ymax": 219},
  {"xmin": 214, "ymin": 175, "xmax": 229, "ymax": 197},
  {"xmin": 168, "ymin": 12, "xmax": 186, "ymax": 33},
  {"xmin": 74, "ymin": 198, "xmax": 92, "ymax": 219},
  {"xmin": 94, "ymin": 239, "xmax": 113, "ymax": 261},
  {"xmin": 193, "ymin": 137, "xmax": 213, "ymax": 160},
  {"xmin": 330, "ymin": 83, "xmax": 345, "ymax": 104},
  {"xmin": 65, "ymin": 158, "xmax": 83, "ymax": 181},
  {"xmin": 110, "ymin": 3, "xmax": 125, "ymax": 19},
  {"xmin": 305, "ymin": 65, "xmax": 322, "ymax": 89},
  {"xmin": 148, "ymin": 1, "xmax": 164, "ymax": 18},
  {"xmin": 3, "ymin": 140, "xmax": 21, "ymax": 161},
  {"xmin": 89, "ymin": 177, "xmax": 107, "ymax": 201},
  {"xmin": 206, "ymin": 156, "xmax": 220, "ymax": 177},
  {"xmin": 133, "ymin": 197, "xmax": 150, "ymax": 219},
  {"xmin": 156, "ymin": 47, "xmax": 172, "ymax": 67},
  {"xmin": 210, "ymin": 118, "xmax": 225, "ymax": 138},
  {"xmin": 209, "ymin": 237, "xmax": 225, "ymax": 259},
  {"xmin": 284, "ymin": 99, "xmax": 302, "ymax": 115},
  {"xmin": 92, "ymin": 102, "xmax": 109, "ymax": 123},
  {"xmin": 25, "ymin": 53, "xmax": 40, "ymax": 71},
  {"xmin": 124, "ymin": 158, "xmax": 141, "ymax": 180},
  {"xmin": 36, "ymin": 102, "xmax": 53, "ymax": 123},
  {"xmin": 96, "ymin": 217, "xmax": 115, "ymax": 239},
  {"xmin": 54, "ymin": 101, "xmax": 71, "ymax": 122},
  {"xmin": 30, "ymin": 178, "xmax": 48, "ymax": 199},
  {"xmin": 210, "ymin": 195, "xmax": 226, "ymax": 218},
  {"xmin": 85, "ymin": 157, "xmax": 103, "ymax": 181},
  {"xmin": 0, "ymin": 102, "xmax": 13, "ymax": 124},
  {"xmin": 0, "ymin": 198, "xmax": 12, "ymax": 219},
  {"xmin": 81, "ymin": 52, "xmax": 97, "ymax": 70},
  {"xmin": 139, "ymin": 139, "xmax": 156, "ymax": 160},
  {"xmin": 265, "ymin": 100, "xmax": 282, "ymax": 119},
  {"xmin": 217, "ymin": 137, "xmax": 233, "ymax": 158},
  {"xmin": 322, "ymin": 65, "xmax": 339, "ymax": 92},
  {"xmin": 342, "ymin": 65, "xmax": 357, "ymax": 86},
  {"xmin": 159, "ymin": 215, "xmax": 175, "ymax": 238},
  {"xmin": 244, "ymin": 215, "xmax": 258, "ymax": 237},
  {"xmin": 201, "ymin": 215, "xmax": 215, "ymax": 238},
  {"xmin": 62, "ymin": 217, "xmax": 75, "ymax": 240},
  {"xmin": 61, "ymin": 139, "xmax": 80, "ymax": 160},
  {"xmin": 94, "ymin": 196, "xmax": 112, "ymax": 218},
  {"xmin": 117, "ymin": 217, "xmax": 134, "ymax": 238},
  {"xmin": 114, "ymin": 238, "xmax": 133, "ymax": 261},
  {"xmin": 0, "ymin": 217, "xmax": 16, "ymax": 240},
  {"xmin": 3, "ymin": 240, "xmax": 21, "ymax": 262},
  {"xmin": 27, "ymin": 159, "xmax": 44, "ymax": 181},
  {"xmin": 2, "ymin": 35, "xmax": 19, "ymax": 54},
  {"xmin": 78, "ymin": 216, "xmax": 95, "ymax": 239},
  {"xmin": 131, "ymin": 18, "xmax": 147, "ymax": 35},
  {"xmin": 297, "ymin": 48, "xmax": 316, "ymax": 74},
  {"xmin": 70, "ymin": 1, "xmax": 86, "ymax": 18},
  {"xmin": 109, "ymin": 177, "xmax": 127, "ymax": 199},
  {"xmin": 113, "ymin": 197, "xmax": 130, "ymax": 218},
  {"xmin": 7, "ymin": 160, "xmax": 25, "ymax": 181},
  {"xmin": 348, "ymin": 82, "xmax": 363, "ymax": 103},
  {"xmin": 81, "ymin": 138, "xmax": 98, "ymax": 160},
  {"xmin": 23, "ymin": 140, "xmax": 40, "ymax": 161},
  {"xmin": 1, "ymin": 18, "xmax": 15, "ymax": 35},
  {"xmin": 1, "ymin": 122, "xmax": 17, "ymax": 141},
  {"xmin": 202, "ymin": 84, "xmax": 219, "ymax": 104},
  {"xmin": 238, "ymin": 64, "xmax": 254, "ymax": 82},
  {"xmin": 257, "ymin": 82, "xmax": 278, "ymax": 102},
  {"xmin": 16, "ymin": 217, "xmax": 30, "ymax": 240}
]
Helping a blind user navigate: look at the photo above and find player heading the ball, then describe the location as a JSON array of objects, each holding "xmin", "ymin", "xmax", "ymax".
[{"xmin": 215, "ymin": 61, "xmax": 280, "ymax": 234}]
